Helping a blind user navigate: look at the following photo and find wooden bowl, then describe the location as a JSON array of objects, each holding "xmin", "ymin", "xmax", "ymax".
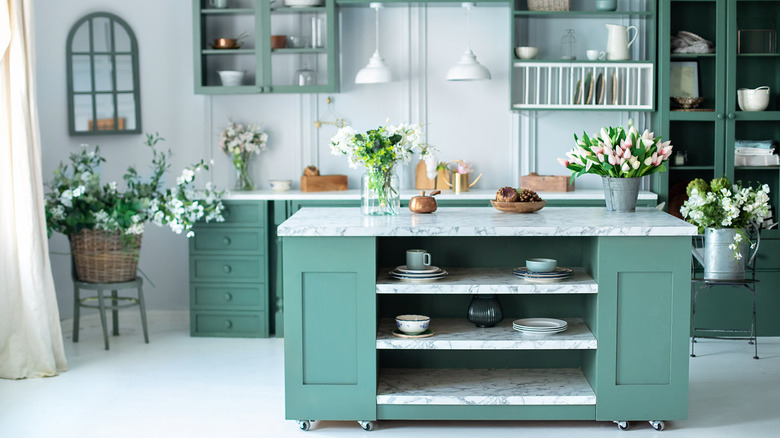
[{"xmin": 490, "ymin": 200, "xmax": 546, "ymax": 213}]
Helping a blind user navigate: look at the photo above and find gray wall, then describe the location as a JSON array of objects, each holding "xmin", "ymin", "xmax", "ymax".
[{"xmin": 35, "ymin": 1, "xmax": 651, "ymax": 319}]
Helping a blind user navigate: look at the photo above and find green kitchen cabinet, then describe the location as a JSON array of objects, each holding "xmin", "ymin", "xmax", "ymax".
[
  {"xmin": 655, "ymin": 0, "xmax": 780, "ymax": 232},
  {"xmin": 510, "ymin": 0, "xmax": 657, "ymax": 111},
  {"xmin": 189, "ymin": 200, "xmax": 269, "ymax": 337},
  {"xmin": 654, "ymin": 0, "xmax": 780, "ymax": 335},
  {"xmin": 192, "ymin": 0, "xmax": 339, "ymax": 94}
]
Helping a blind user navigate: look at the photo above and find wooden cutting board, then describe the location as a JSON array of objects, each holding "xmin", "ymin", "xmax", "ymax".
[
  {"xmin": 415, "ymin": 161, "xmax": 450, "ymax": 190},
  {"xmin": 300, "ymin": 175, "xmax": 348, "ymax": 192}
]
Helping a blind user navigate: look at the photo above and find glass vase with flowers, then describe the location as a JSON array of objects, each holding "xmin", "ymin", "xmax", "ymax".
[{"xmin": 219, "ymin": 121, "xmax": 268, "ymax": 191}]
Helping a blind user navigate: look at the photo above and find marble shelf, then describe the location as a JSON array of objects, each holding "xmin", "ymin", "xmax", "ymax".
[
  {"xmin": 375, "ymin": 267, "xmax": 598, "ymax": 294},
  {"xmin": 376, "ymin": 368, "xmax": 597, "ymax": 406},
  {"xmin": 376, "ymin": 318, "xmax": 597, "ymax": 350}
]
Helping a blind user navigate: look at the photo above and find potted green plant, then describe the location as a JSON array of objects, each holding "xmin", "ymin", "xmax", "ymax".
[
  {"xmin": 558, "ymin": 123, "xmax": 673, "ymax": 211},
  {"xmin": 45, "ymin": 134, "xmax": 224, "ymax": 283},
  {"xmin": 681, "ymin": 177, "xmax": 771, "ymax": 280}
]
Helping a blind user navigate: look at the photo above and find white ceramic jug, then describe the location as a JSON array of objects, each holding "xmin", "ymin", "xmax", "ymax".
[{"xmin": 605, "ymin": 24, "xmax": 638, "ymax": 60}]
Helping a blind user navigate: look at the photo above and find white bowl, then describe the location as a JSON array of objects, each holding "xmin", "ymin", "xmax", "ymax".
[
  {"xmin": 395, "ymin": 314, "xmax": 430, "ymax": 334},
  {"xmin": 217, "ymin": 70, "xmax": 245, "ymax": 87},
  {"xmin": 269, "ymin": 179, "xmax": 292, "ymax": 192},
  {"xmin": 526, "ymin": 258, "xmax": 558, "ymax": 273},
  {"xmin": 738, "ymin": 86, "xmax": 770, "ymax": 111},
  {"xmin": 515, "ymin": 46, "xmax": 538, "ymax": 60}
]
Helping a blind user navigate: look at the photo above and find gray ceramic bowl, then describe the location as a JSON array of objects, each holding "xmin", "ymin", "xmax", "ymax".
[{"xmin": 526, "ymin": 258, "xmax": 557, "ymax": 273}]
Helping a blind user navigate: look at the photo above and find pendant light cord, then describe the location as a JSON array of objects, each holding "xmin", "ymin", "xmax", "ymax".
[
  {"xmin": 374, "ymin": 3, "xmax": 381, "ymax": 55},
  {"xmin": 466, "ymin": 3, "xmax": 472, "ymax": 52}
]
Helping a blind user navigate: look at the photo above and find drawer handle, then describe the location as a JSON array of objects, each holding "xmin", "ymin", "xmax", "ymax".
[
  {"xmin": 223, "ymin": 209, "xmax": 231, "ymax": 219},
  {"xmin": 224, "ymin": 319, "xmax": 233, "ymax": 329},
  {"xmin": 224, "ymin": 292, "xmax": 233, "ymax": 302},
  {"xmin": 223, "ymin": 265, "xmax": 232, "ymax": 273},
  {"xmin": 223, "ymin": 237, "xmax": 232, "ymax": 246}
]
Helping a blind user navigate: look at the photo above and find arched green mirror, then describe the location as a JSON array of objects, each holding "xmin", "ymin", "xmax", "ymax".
[{"xmin": 66, "ymin": 12, "xmax": 141, "ymax": 135}]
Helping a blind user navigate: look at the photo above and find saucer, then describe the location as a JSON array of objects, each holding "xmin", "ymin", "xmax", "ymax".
[
  {"xmin": 395, "ymin": 265, "xmax": 441, "ymax": 274},
  {"xmin": 392, "ymin": 329, "xmax": 434, "ymax": 338}
]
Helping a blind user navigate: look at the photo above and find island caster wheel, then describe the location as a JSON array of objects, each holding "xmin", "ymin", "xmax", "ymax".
[
  {"xmin": 297, "ymin": 420, "xmax": 311, "ymax": 431},
  {"xmin": 615, "ymin": 421, "xmax": 630, "ymax": 431},
  {"xmin": 650, "ymin": 420, "xmax": 665, "ymax": 431},
  {"xmin": 358, "ymin": 420, "xmax": 376, "ymax": 431}
]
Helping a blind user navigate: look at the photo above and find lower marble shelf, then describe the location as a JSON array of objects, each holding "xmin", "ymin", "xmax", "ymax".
[
  {"xmin": 376, "ymin": 318, "xmax": 597, "ymax": 350},
  {"xmin": 376, "ymin": 368, "xmax": 596, "ymax": 406}
]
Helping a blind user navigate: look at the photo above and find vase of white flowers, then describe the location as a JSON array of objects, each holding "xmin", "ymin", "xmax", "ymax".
[
  {"xmin": 681, "ymin": 177, "xmax": 771, "ymax": 280},
  {"xmin": 331, "ymin": 123, "xmax": 437, "ymax": 216},
  {"xmin": 558, "ymin": 123, "xmax": 673, "ymax": 212},
  {"xmin": 219, "ymin": 121, "xmax": 268, "ymax": 191}
]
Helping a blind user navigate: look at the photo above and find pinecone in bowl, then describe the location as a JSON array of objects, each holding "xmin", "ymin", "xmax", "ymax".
[{"xmin": 517, "ymin": 189, "xmax": 542, "ymax": 202}]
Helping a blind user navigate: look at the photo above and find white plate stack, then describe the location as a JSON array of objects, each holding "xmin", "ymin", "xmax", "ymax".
[
  {"xmin": 512, "ymin": 267, "xmax": 573, "ymax": 281},
  {"xmin": 512, "ymin": 318, "xmax": 568, "ymax": 335},
  {"xmin": 388, "ymin": 265, "xmax": 448, "ymax": 281}
]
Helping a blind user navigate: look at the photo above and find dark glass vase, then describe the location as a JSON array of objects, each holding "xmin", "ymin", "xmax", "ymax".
[{"xmin": 467, "ymin": 294, "xmax": 503, "ymax": 328}]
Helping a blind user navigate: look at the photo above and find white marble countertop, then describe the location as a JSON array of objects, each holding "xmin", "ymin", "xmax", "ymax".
[
  {"xmin": 225, "ymin": 188, "xmax": 658, "ymax": 201},
  {"xmin": 376, "ymin": 368, "xmax": 596, "ymax": 406},
  {"xmin": 277, "ymin": 207, "xmax": 698, "ymax": 237},
  {"xmin": 376, "ymin": 318, "xmax": 597, "ymax": 350}
]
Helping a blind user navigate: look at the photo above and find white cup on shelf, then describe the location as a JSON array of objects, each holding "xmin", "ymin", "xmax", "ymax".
[{"xmin": 586, "ymin": 50, "xmax": 606, "ymax": 60}]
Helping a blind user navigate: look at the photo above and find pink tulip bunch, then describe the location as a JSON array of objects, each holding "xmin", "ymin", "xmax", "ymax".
[{"xmin": 558, "ymin": 124, "xmax": 673, "ymax": 179}]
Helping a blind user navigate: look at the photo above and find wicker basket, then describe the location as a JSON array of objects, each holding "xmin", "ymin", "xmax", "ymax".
[
  {"xmin": 528, "ymin": 0, "xmax": 570, "ymax": 11},
  {"xmin": 71, "ymin": 229, "xmax": 142, "ymax": 283}
]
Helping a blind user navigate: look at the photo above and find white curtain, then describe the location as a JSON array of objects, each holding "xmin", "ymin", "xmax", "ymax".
[{"xmin": 0, "ymin": 0, "xmax": 68, "ymax": 379}]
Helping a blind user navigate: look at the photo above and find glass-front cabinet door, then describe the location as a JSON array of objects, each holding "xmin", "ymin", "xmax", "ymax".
[{"xmin": 193, "ymin": 0, "xmax": 338, "ymax": 94}]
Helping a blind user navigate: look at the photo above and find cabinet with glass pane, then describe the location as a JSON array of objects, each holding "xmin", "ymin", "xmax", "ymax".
[{"xmin": 193, "ymin": 0, "xmax": 339, "ymax": 94}]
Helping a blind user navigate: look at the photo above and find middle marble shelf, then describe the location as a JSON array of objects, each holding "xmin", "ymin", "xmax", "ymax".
[
  {"xmin": 375, "ymin": 267, "xmax": 598, "ymax": 294},
  {"xmin": 377, "ymin": 318, "xmax": 597, "ymax": 350}
]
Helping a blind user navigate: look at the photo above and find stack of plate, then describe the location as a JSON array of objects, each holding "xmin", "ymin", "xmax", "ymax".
[
  {"xmin": 512, "ymin": 318, "xmax": 568, "ymax": 335},
  {"xmin": 512, "ymin": 267, "xmax": 573, "ymax": 281},
  {"xmin": 388, "ymin": 265, "xmax": 448, "ymax": 281}
]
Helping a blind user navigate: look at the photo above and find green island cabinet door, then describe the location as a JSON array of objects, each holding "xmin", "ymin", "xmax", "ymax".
[
  {"xmin": 587, "ymin": 236, "xmax": 692, "ymax": 421},
  {"xmin": 283, "ymin": 236, "xmax": 377, "ymax": 421}
]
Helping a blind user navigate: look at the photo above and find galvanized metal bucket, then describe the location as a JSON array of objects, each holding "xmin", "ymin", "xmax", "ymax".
[
  {"xmin": 601, "ymin": 176, "xmax": 641, "ymax": 212},
  {"xmin": 691, "ymin": 228, "xmax": 759, "ymax": 280}
]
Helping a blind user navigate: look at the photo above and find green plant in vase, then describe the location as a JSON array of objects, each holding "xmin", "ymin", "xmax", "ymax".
[
  {"xmin": 219, "ymin": 121, "xmax": 268, "ymax": 191},
  {"xmin": 330, "ymin": 123, "xmax": 437, "ymax": 215}
]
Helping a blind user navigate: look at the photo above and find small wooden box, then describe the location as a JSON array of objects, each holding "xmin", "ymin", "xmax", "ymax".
[
  {"xmin": 300, "ymin": 175, "xmax": 348, "ymax": 192},
  {"xmin": 519, "ymin": 173, "xmax": 574, "ymax": 192}
]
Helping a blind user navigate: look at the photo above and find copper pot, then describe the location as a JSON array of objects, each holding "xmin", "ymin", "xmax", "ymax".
[
  {"xmin": 271, "ymin": 35, "xmax": 287, "ymax": 49},
  {"xmin": 212, "ymin": 38, "xmax": 240, "ymax": 49},
  {"xmin": 409, "ymin": 190, "xmax": 440, "ymax": 214}
]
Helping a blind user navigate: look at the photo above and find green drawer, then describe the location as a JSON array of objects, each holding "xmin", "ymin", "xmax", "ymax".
[
  {"xmin": 219, "ymin": 201, "xmax": 265, "ymax": 226},
  {"xmin": 190, "ymin": 284, "xmax": 266, "ymax": 310},
  {"xmin": 190, "ymin": 228, "xmax": 265, "ymax": 254},
  {"xmin": 190, "ymin": 256, "xmax": 266, "ymax": 282},
  {"xmin": 191, "ymin": 311, "xmax": 267, "ymax": 337}
]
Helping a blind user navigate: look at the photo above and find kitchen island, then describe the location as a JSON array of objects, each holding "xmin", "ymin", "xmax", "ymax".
[{"xmin": 279, "ymin": 207, "xmax": 697, "ymax": 432}]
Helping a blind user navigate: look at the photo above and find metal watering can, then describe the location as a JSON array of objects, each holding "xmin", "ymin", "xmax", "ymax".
[
  {"xmin": 692, "ymin": 228, "xmax": 760, "ymax": 280},
  {"xmin": 444, "ymin": 172, "xmax": 483, "ymax": 194}
]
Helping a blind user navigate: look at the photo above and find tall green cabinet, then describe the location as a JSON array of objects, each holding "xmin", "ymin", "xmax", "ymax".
[
  {"xmin": 193, "ymin": 0, "xmax": 339, "ymax": 94},
  {"xmin": 655, "ymin": 0, "xmax": 780, "ymax": 335},
  {"xmin": 189, "ymin": 201, "xmax": 269, "ymax": 337}
]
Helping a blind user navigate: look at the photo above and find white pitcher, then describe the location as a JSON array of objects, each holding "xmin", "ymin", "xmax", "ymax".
[{"xmin": 605, "ymin": 24, "xmax": 638, "ymax": 60}]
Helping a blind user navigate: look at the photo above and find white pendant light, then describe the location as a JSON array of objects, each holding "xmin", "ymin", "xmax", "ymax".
[
  {"xmin": 355, "ymin": 3, "xmax": 392, "ymax": 84},
  {"xmin": 446, "ymin": 2, "xmax": 491, "ymax": 81}
]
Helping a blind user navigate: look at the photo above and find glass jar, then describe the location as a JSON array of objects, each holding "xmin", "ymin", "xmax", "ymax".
[
  {"xmin": 561, "ymin": 29, "xmax": 577, "ymax": 60},
  {"xmin": 361, "ymin": 166, "xmax": 400, "ymax": 216}
]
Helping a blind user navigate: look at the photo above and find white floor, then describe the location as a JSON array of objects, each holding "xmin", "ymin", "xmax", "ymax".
[{"xmin": 2, "ymin": 310, "xmax": 780, "ymax": 438}]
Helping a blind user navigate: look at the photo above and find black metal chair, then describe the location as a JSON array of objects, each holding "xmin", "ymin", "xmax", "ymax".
[{"xmin": 690, "ymin": 225, "xmax": 761, "ymax": 359}]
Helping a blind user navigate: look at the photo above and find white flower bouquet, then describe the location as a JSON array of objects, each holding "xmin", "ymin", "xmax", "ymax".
[{"xmin": 219, "ymin": 121, "xmax": 268, "ymax": 190}]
